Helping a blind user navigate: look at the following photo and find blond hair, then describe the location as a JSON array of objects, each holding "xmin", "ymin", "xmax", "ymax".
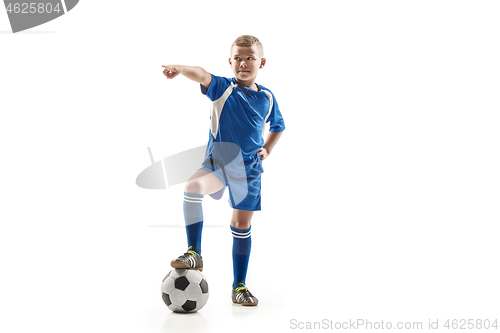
[{"xmin": 231, "ymin": 35, "xmax": 264, "ymax": 57}]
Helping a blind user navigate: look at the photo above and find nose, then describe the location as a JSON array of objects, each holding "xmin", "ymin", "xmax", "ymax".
[{"xmin": 239, "ymin": 61, "xmax": 247, "ymax": 67}]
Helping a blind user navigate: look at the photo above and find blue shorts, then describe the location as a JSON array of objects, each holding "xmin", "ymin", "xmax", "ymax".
[{"xmin": 200, "ymin": 157, "xmax": 262, "ymax": 211}]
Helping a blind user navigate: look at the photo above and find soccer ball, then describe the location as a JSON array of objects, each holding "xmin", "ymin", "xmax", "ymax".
[{"xmin": 161, "ymin": 268, "xmax": 209, "ymax": 313}]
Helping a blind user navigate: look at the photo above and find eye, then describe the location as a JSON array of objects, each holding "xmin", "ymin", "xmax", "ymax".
[
  {"xmin": 248, "ymin": 57, "xmax": 254, "ymax": 60},
  {"xmin": 234, "ymin": 57, "xmax": 240, "ymax": 61}
]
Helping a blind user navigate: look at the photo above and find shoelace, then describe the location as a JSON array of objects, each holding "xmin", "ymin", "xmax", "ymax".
[
  {"xmin": 236, "ymin": 287, "xmax": 255, "ymax": 299},
  {"xmin": 176, "ymin": 250, "xmax": 197, "ymax": 261}
]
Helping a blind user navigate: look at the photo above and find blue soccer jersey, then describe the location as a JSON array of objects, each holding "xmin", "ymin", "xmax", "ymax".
[{"xmin": 200, "ymin": 74, "xmax": 285, "ymax": 171}]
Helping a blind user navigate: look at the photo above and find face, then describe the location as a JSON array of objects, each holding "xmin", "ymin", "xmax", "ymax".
[{"xmin": 229, "ymin": 44, "xmax": 266, "ymax": 86}]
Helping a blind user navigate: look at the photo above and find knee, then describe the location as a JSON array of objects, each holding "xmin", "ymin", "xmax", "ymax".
[
  {"xmin": 230, "ymin": 219, "xmax": 251, "ymax": 230},
  {"xmin": 184, "ymin": 178, "xmax": 203, "ymax": 194}
]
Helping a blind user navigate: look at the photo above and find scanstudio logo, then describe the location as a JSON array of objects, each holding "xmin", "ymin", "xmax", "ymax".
[{"xmin": 3, "ymin": 0, "xmax": 79, "ymax": 33}]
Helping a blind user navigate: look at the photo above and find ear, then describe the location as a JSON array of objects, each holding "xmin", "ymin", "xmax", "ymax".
[
  {"xmin": 228, "ymin": 57, "xmax": 232, "ymax": 67},
  {"xmin": 259, "ymin": 58, "xmax": 266, "ymax": 69}
]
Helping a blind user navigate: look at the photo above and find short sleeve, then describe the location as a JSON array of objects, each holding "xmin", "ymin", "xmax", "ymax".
[
  {"xmin": 200, "ymin": 74, "xmax": 232, "ymax": 101},
  {"xmin": 267, "ymin": 92, "xmax": 285, "ymax": 132}
]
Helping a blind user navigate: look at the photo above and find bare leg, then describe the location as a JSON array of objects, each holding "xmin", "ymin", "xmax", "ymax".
[
  {"xmin": 184, "ymin": 169, "xmax": 224, "ymax": 195},
  {"xmin": 175, "ymin": 170, "xmax": 223, "ymax": 260},
  {"xmin": 230, "ymin": 209, "xmax": 254, "ymax": 229}
]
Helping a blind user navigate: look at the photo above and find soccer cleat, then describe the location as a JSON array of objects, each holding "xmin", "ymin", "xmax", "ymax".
[
  {"xmin": 231, "ymin": 283, "xmax": 258, "ymax": 306},
  {"xmin": 170, "ymin": 246, "xmax": 203, "ymax": 271}
]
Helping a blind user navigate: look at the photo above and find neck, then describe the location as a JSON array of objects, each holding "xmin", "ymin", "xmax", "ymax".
[{"xmin": 235, "ymin": 78, "xmax": 258, "ymax": 91}]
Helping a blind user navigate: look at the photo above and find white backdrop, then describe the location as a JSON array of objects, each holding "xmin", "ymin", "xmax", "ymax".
[{"xmin": 1, "ymin": 1, "xmax": 499, "ymax": 332}]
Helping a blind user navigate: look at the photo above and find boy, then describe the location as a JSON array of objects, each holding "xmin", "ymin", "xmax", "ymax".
[{"xmin": 161, "ymin": 35, "xmax": 285, "ymax": 306}]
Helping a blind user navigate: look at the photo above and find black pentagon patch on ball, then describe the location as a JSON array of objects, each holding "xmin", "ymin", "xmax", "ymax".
[
  {"xmin": 162, "ymin": 293, "xmax": 172, "ymax": 306},
  {"xmin": 175, "ymin": 276, "xmax": 190, "ymax": 291},
  {"xmin": 182, "ymin": 300, "xmax": 197, "ymax": 312},
  {"xmin": 200, "ymin": 279, "xmax": 208, "ymax": 293}
]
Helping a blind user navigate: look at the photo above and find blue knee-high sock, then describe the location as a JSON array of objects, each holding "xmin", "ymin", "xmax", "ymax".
[
  {"xmin": 231, "ymin": 225, "xmax": 252, "ymax": 289},
  {"xmin": 184, "ymin": 192, "xmax": 204, "ymax": 254}
]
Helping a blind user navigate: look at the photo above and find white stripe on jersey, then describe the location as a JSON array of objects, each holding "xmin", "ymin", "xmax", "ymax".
[
  {"xmin": 262, "ymin": 90, "xmax": 274, "ymax": 136},
  {"xmin": 210, "ymin": 82, "xmax": 236, "ymax": 138}
]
